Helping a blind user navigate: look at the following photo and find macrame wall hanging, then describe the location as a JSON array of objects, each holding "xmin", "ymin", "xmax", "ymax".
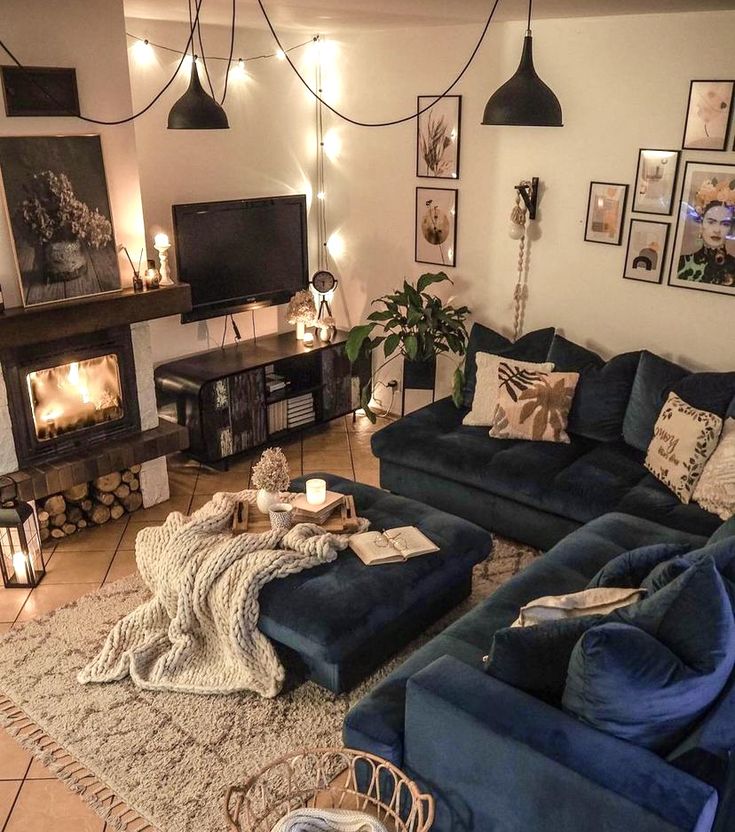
[{"xmin": 508, "ymin": 178, "xmax": 539, "ymax": 341}]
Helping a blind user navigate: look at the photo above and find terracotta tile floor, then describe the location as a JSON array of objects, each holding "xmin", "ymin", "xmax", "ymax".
[{"xmin": 0, "ymin": 413, "xmax": 386, "ymax": 832}]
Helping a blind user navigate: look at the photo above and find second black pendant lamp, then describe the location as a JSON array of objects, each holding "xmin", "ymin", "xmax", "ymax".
[
  {"xmin": 482, "ymin": 0, "xmax": 562, "ymax": 127},
  {"xmin": 168, "ymin": 58, "xmax": 229, "ymax": 130}
]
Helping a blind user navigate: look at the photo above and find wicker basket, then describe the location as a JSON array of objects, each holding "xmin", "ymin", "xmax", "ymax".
[{"xmin": 225, "ymin": 747, "xmax": 434, "ymax": 832}]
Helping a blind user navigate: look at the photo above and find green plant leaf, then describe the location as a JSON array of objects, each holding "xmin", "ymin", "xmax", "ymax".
[
  {"xmin": 404, "ymin": 334, "xmax": 418, "ymax": 360},
  {"xmin": 346, "ymin": 323, "xmax": 375, "ymax": 364},
  {"xmin": 452, "ymin": 367, "xmax": 465, "ymax": 408},
  {"xmin": 367, "ymin": 309, "xmax": 394, "ymax": 322},
  {"xmin": 384, "ymin": 332, "xmax": 401, "ymax": 357},
  {"xmin": 417, "ymin": 271, "xmax": 451, "ymax": 293},
  {"xmin": 360, "ymin": 383, "xmax": 377, "ymax": 423}
]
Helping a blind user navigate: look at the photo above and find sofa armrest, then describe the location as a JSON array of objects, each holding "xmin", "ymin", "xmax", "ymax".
[{"xmin": 404, "ymin": 656, "xmax": 718, "ymax": 832}]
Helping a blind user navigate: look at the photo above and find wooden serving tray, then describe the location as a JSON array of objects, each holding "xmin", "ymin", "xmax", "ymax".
[{"xmin": 232, "ymin": 494, "xmax": 360, "ymax": 535}]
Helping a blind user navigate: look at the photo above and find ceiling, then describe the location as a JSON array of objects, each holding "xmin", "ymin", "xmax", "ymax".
[{"xmin": 124, "ymin": 0, "xmax": 735, "ymax": 31}]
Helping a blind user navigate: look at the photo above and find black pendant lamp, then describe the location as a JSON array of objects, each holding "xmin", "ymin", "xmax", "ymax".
[
  {"xmin": 168, "ymin": 58, "xmax": 229, "ymax": 130},
  {"xmin": 482, "ymin": 0, "xmax": 562, "ymax": 127}
]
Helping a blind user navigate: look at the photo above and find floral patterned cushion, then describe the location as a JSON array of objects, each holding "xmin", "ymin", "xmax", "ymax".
[
  {"xmin": 645, "ymin": 392, "xmax": 723, "ymax": 504},
  {"xmin": 489, "ymin": 365, "xmax": 579, "ymax": 443},
  {"xmin": 693, "ymin": 417, "xmax": 735, "ymax": 519}
]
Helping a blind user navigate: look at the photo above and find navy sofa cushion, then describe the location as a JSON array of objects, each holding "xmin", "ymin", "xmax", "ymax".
[
  {"xmin": 485, "ymin": 616, "xmax": 601, "ymax": 703},
  {"xmin": 372, "ymin": 397, "xmax": 722, "ymax": 538},
  {"xmin": 564, "ymin": 558, "xmax": 735, "ymax": 753},
  {"xmin": 463, "ymin": 323, "xmax": 555, "ymax": 408},
  {"xmin": 623, "ymin": 351, "xmax": 735, "ymax": 451},
  {"xmin": 547, "ymin": 335, "xmax": 641, "ymax": 443},
  {"xmin": 588, "ymin": 542, "xmax": 692, "ymax": 589}
]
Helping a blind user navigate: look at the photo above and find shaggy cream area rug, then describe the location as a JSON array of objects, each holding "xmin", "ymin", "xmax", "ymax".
[{"xmin": 0, "ymin": 538, "xmax": 537, "ymax": 832}]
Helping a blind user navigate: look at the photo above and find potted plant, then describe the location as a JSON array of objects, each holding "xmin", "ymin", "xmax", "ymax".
[
  {"xmin": 287, "ymin": 290, "xmax": 317, "ymax": 340},
  {"xmin": 251, "ymin": 448, "xmax": 291, "ymax": 514},
  {"xmin": 345, "ymin": 272, "xmax": 469, "ymax": 422},
  {"xmin": 21, "ymin": 170, "xmax": 113, "ymax": 282}
]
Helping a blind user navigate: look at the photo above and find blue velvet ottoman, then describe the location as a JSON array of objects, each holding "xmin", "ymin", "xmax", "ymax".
[{"xmin": 257, "ymin": 474, "xmax": 493, "ymax": 694}]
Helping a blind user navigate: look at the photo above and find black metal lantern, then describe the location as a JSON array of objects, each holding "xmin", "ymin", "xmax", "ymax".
[{"xmin": 0, "ymin": 495, "xmax": 45, "ymax": 589}]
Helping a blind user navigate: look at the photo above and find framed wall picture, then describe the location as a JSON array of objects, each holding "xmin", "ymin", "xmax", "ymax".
[
  {"xmin": 623, "ymin": 219, "xmax": 670, "ymax": 284},
  {"xmin": 584, "ymin": 182, "xmax": 628, "ymax": 245},
  {"xmin": 668, "ymin": 160, "xmax": 735, "ymax": 297},
  {"xmin": 632, "ymin": 149, "xmax": 681, "ymax": 216},
  {"xmin": 416, "ymin": 95, "xmax": 461, "ymax": 179},
  {"xmin": 415, "ymin": 187, "xmax": 457, "ymax": 267},
  {"xmin": 1, "ymin": 67, "xmax": 80, "ymax": 117},
  {"xmin": 0, "ymin": 135, "xmax": 121, "ymax": 307},
  {"xmin": 681, "ymin": 80, "xmax": 734, "ymax": 151}
]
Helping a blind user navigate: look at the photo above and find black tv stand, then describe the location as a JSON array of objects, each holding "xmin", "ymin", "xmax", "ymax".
[{"xmin": 154, "ymin": 330, "xmax": 370, "ymax": 465}]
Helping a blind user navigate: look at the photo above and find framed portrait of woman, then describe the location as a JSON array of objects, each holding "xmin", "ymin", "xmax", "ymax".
[{"xmin": 668, "ymin": 161, "xmax": 735, "ymax": 297}]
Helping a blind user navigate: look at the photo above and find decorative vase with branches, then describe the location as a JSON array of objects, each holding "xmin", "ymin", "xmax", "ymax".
[{"xmin": 345, "ymin": 272, "xmax": 469, "ymax": 422}]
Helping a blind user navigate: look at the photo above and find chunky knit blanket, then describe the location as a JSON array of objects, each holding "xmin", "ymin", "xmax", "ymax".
[{"xmin": 78, "ymin": 491, "xmax": 366, "ymax": 698}]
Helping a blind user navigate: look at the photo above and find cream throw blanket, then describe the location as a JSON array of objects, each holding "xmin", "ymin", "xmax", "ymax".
[{"xmin": 78, "ymin": 491, "xmax": 366, "ymax": 698}]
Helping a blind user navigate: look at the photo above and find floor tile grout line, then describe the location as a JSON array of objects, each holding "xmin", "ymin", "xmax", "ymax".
[{"xmin": 0, "ymin": 770, "xmax": 26, "ymax": 832}]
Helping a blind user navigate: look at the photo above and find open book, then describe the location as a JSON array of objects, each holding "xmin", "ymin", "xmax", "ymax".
[{"xmin": 349, "ymin": 526, "xmax": 440, "ymax": 566}]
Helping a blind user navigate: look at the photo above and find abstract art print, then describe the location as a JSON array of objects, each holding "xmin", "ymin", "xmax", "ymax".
[
  {"xmin": 681, "ymin": 80, "xmax": 734, "ymax": 151},
  {"xmin": 416, "ymin": 95, "xmax": 461, "ymax": 179},
  {"xmin": 632, "ymin": 149, "xmax": 680, "ymax": 216},
  {"xmin": 623, "ymin": 219, "xmax": 670, "ymax": 284},
  {"xmin": 0, "ymin": 134, "xmax": 120, "ymax": 307},
  {"xmin": 584, "ymin": 182, "xmax": 628, "ymax": 245},
  {"xmin": 415, "ymin": 187, "xmax": 457, "ymax": 267},
  {"xmin": 668, "ymin": 161, "xmax": 735, "ymax": 297}
]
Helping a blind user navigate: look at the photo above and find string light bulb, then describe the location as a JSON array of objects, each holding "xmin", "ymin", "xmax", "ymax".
[
  {"xmin": 327, "ymin": 231, "xmax": 345, "ymax": 258},
  {"xmin": 133, "ymin": 38, "xmax": 154, "ymax": 65},
  {"xmin": 231, "ymin": 57, "xmax": 247, "ymax": 78},
  {"xmin": 316, "ymin": 191, "xmax": 326, "ymax": 201},
  {"xmin": 322, "ymin": 129, "xmax": 341, "ymax": 161},
  {"xmin": 276, "ymin": 48, "xmax": 286, "ymax": 61}
]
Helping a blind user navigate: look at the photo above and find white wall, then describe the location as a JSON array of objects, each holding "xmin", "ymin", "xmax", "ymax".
[
  {"xmin": 125, "ymin": 19, "xmax": 318, "ymax": 362},
  {"xmin": 0, "ymin": 0, "xmax": 145, "ymax": 308},
  {"xmin": 323, "ymin": 10, "xmax": 735, "ymax": 401}
]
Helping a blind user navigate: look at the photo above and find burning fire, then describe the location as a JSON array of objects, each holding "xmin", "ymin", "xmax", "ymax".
[{"xmin": 27, "ymin": 354, "xmax": 123, "ymax": 441}]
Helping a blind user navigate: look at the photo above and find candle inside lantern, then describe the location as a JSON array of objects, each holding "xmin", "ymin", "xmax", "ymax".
[
  {"xmin": 303, "ymin": 331, "xmax": 314, "ymax": 348},
  {"xmin": 305, "ymin": 478, "xmax": 327, "ymax": 506},
  {"xmin": 12, "ymin": 551, "xmax": 28, "ymax": 584}
]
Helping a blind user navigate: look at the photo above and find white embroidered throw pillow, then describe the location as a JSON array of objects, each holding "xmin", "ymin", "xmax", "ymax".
[
  {"xmin": 512, "ymin": 587, "xmax": 647, "ymax": 627},
  {"xmin": 463, "ymin": 354, "xmax": 554, "ymax": 427},
  {"xmin": 645, "ymin": 392, "xmax": 723, "ymax": 504},
  {"xmin": 694, "ymin": 417, "xmax": 735, "ymax": 520}
]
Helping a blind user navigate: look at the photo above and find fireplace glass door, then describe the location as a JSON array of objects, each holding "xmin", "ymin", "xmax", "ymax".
[{"xmin": 27, "ymin": 353, "xmax": 124, "ymax": 441}]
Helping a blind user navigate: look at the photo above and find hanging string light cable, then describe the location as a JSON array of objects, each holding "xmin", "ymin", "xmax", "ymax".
[
  {"xmin": 255, "ymin": 0, "xmax": 502, "ymax": 127},
  {"xmin": 314, "ymin": 40, "xmax": 328, "ymax": 274}
]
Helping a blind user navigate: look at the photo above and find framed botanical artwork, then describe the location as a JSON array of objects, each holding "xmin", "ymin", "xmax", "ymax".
[
  {"xmin": 416, "ymin": 95, "xmax": 461, "ymax": 179},
  {"xmin": 584, "ymin": 182, "xmax": 628, "ymax": 245},
  {"xmin": 632, "ymin": 149, "xmax": 680, "ymax": 216},
  {"xmin": 668, "ymin": 160, "xmax": 735, "ymax": 297},
  {"xmin": 415, "ymin": 187, "xmax": 457, "ymax": 267},
  {"xmin": 623, "ymin": 219, "xmax": 670, "ymax": 284},
  {"xmin": 1, "ymin": 67, "xmax": 80, "ymax": 117},
  {"xmin": 681, "ymin": 80, "xmax": 734, "ymax": 151},
  {"xmin": 0, "ymin": 135, "xmax": 120, "ymax": 307}
]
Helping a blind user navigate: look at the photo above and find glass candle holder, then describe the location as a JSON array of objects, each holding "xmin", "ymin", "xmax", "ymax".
[
  {"xmin": 305, "ymin": 478, "xmax": 327, "ymax": 506},
  {"xmin": 303, "ymin": 331, "xmax": 315, "ymax": 348}
]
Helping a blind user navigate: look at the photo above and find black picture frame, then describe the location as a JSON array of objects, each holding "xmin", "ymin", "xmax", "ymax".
[
  {"xmin": 623, "ymin": 219, "xmax": 670, "ymax": 285},
  {"xmin": 681, "ymin": 80, "xmax": 734, "ymax": 152},
  {"xmin": 1, "ymin": 66, "xmax": 80, "ymax": 117},
  {"xmin": 415, "ymin": 187, "xmax": 458, "ymax": 267},
  {"xmin": 416, "ymin": 95, "xmax": 461, "ymax": 180},
  {"xmin": 667, "ymin": 159, "xmax": 735, "ymax": 298},
  {"xmin": 584, "ymin": 181, "xmax": 629, "ymax": 246},
  {"xmin": 632, "ymin": 149, "xmax": 681, "ymax": 216}
]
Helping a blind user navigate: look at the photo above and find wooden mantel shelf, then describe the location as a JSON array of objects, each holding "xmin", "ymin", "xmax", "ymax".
[{"xmin": 0, "ymin": 283, "xmax": 192, "ymax": 350}]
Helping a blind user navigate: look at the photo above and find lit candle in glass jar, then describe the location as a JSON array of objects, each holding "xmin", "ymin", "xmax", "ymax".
[
  {"xmin": 12, "ymin": 552, "xmax": 28, "ymax": 584},
  {"xmin": 305, "ymin": 478, "xmax": 327, "ymax": 506},
  {"xmin": 303, "ymin": 331, "xmax": 314, "ymax": 348}
]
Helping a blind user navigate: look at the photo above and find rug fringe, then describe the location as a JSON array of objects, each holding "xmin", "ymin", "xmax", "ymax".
[{"xmin": 0, "ymin": 696, "xmax": 158, "ymax": 832}]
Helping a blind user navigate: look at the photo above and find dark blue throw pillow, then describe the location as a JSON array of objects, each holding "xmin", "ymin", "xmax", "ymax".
[
  {"xmin": 547, "ymin": 335, "xmax": 642, "ymax": 442},
  {"xmin": 462, "ymin": 323, "xmax": 555, "ymax": 408},
  {"xmin": 587, "ymin": 542, "xmax": 692, "ymax": 590},
  {"xmin": 484, "ymin": 616, "xmax": 601, "ymax": 704},
  {"xmin": 623, "ymin": 351, "xmax": 735, "ymax": 451},
  {"xmin": 563, "ymin": 557, "xmax": 735, "ymax": 753}
]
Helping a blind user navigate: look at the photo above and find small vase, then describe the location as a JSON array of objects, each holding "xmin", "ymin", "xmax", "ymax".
[
  {"xmin": 43, "ymin": 239, "xmax": 86, "ymax": 283},
  {"xmin": 256, "ymin": 489, "xmax": 279, "ymax": 515},
  {"xmin": 295, "ymin": 321, "xmax": 306, "ymax": 340}
]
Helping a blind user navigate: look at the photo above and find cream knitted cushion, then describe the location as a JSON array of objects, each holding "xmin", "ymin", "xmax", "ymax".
[
  {"xmin": 463, "ymin": 353, "xmax": 554, "ymax": 427},
  {"xmin": 694, "ymin": 417, "xmax": 735, "ymax": 520}
]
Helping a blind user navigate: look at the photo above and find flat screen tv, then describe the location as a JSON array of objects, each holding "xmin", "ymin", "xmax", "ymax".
[{"xmin": 172, "ymin": 194, "xmax": 309, "ymax": 324}]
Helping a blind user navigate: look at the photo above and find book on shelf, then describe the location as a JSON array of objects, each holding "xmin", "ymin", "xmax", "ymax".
[
  {"xmin": 349, "ymin": 527, "xmax": 440, "ymax": 566},
  {"xmin": 267, "ymin": 400, "xmax": 288, "ymax": 433},
  {"xmin": 287, "ymin": 415, "xmax": 315, "ymax": 428},
  {"xmin": 288, "ymin": 392, "xmax": 314, "ymax": 408}
]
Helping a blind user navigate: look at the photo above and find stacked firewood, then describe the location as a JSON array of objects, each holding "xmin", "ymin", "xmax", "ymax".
[{"xmin": 38, "ymin": 466, "xmax": 143, "ymax": 542}]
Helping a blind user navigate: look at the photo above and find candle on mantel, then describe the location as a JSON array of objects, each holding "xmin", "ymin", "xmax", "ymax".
[
  {"xmin": 303, "ymin": 331, "xmax": 314, "ymax": 348},
  {"xmin": 305, "ymin": 478, "xmax": 327, "ymax": 506},
  {"xmin": 12, "ymin": 551, "xmax": 28, "ymax": 584}
]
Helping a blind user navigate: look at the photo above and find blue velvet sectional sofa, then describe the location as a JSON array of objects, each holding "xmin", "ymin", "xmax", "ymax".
[{"xmin": 344, "ymin": 325, "xmax": 735, "ymax": 832}]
